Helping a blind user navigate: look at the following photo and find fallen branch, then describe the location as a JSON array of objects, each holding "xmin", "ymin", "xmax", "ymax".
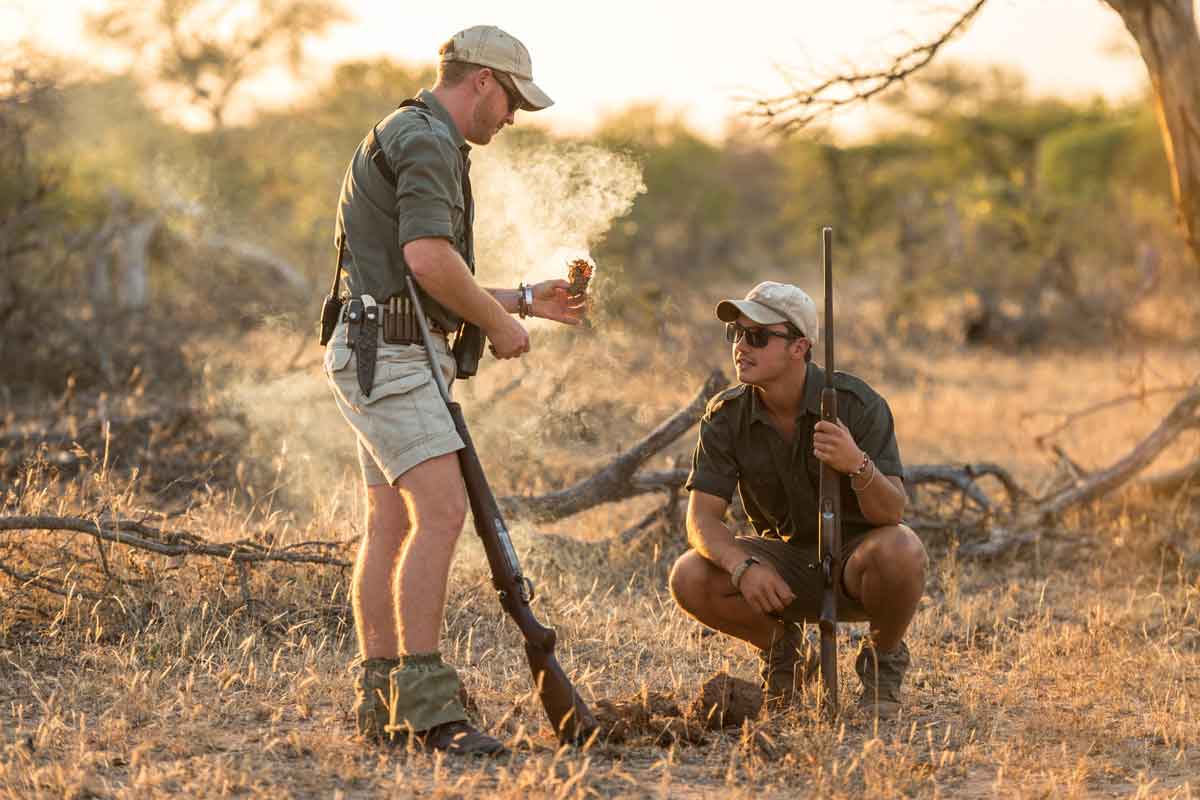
[
  {"xmin": 1033, "ymin": 384, "xmax": 1200, "ymax": 518},
  {"xmin": 1139, "ymin": 457, "xmax": 1200, "ymax": 495},
  {"xmin": 903, "ymin": 463, "xmax": 1026, "ymax": 512},
  {"xmin": 960, "ymin": 382, "xmax": 1200, "ymax": 559},
  {"xmin": 0, "ymin": 515, "xmax": 350, "ymax": 567},
  {"xmin": 499, "ymin": 369, "xmax": 727, "ymax": 522}
]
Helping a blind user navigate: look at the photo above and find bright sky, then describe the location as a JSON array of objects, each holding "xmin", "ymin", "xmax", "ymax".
[{"xmin": 2, "ymin": 0, "xmax": 1149, "ymax": 138}]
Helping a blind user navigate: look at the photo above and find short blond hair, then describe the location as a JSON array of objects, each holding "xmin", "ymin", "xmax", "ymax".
[{"xmin": 437, "ymin": 39, "xmax": 483, "ymax": 88}]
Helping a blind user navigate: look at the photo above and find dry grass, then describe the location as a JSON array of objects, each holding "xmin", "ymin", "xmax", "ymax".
[{"xmin": 2, "ymin": 290, "xmax": 1199, "ymax": 798}]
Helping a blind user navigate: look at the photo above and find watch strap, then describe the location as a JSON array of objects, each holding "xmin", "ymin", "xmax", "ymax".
[{"xmin": 730, "ymin": 556, "xmax": 760, "ymax": 589}]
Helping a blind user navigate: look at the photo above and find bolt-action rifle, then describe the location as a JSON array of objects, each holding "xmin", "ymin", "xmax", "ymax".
[
  {"xmin": 403, "ymin": 275, "xmax": 597, "ymax": 745},
  {"xmin": 817, "ymin": 226, "xmax": 842, "ymax": 717}
]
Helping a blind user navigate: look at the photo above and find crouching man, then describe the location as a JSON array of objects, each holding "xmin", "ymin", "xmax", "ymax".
[{"xmin": 669, "ymin": 281, "xmax": 928, "ymax": 718}]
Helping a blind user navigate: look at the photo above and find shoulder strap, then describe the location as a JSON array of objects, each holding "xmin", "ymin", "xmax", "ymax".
[{"xmin": 365, "ymin": 98, "xmax": 431, "ymax": 189}]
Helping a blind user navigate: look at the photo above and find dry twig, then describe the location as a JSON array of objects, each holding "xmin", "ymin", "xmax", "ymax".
[
  {"xmin": 748, "ymin": 0, "xmax": 988, "ymax": 134},
  {"xmin": 0, "ymin": 515, "xmax": 350, "ymax": 567}
]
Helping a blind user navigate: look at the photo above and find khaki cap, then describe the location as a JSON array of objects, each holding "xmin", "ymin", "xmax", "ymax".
[
  {"xmin": 716, "ymin": 281, "xmax": 819, "ymax": 344},
  {"xmin": 440, "ymin": 25, "xmax": 554, "ymax": 111}
]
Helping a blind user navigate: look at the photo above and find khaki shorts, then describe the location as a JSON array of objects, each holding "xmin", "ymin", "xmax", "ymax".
[
  {"xmin": 323, "ymin": 319, "xmax": 463, "ymax": 486},
  {"xmin": 736, "ymin": 532, "xmax": 872, "ymax": 623}
]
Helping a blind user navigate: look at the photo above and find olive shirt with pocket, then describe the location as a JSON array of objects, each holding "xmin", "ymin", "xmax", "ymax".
[
  {"xmin": 332, "ymin": 88, "xmax": 474, "ymax": 333},
  {"xmin": 685, "ymin": 363, "xmax": 905, "ymax": 545}
]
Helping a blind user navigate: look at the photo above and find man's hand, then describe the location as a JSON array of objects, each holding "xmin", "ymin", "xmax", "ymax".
[
  {"xmin": 737, "ymin": 561, "xmax": 796, "ymax": 615},
  {"xmin": 813, "ymin": 419, "xmax": 864, "ymax": 474},
  {"xmin": 486, "ymin": 314, "xmax": 530, "ymax": 359},
  {"xmin": 529, "ymin": 279, "xmax": 586, "ymax": 326}
]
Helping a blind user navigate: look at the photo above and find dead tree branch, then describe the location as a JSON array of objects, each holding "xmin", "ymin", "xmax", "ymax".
[
  {"xmin": 0, "ymin": 515, "xmax": 350, "ymax": 567},
  {"xmin": 962, "ymin": 382, "xmax": 1200, "ymax": 558},
  {"xmin": 748, "ymin": 0, "xmax": 988, "ymax": 134},
  {"xmin": 1033, "ymin": 383, "xmax": 1200, "ymax": 518},
  {"xmin": 499, "ymin": 369, "xmax": 727, "ymax": 522},
  {"xmin": 1140, "ymin": 457, "xmax": 1200, "ymax": 495}
]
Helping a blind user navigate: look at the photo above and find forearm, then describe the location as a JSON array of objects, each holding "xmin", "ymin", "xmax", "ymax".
[
  {"xmin": 485, "ymin": 288, "xmax": 520, "ymax": 315},
  {"xmin": 687, "ymin": 512, "xmax": 750, "ymax": 575},
  {"xmin": 855, "ymin": 470, "xmax": 906, "ymax": 525},
  {"xmin": 405, "ymin": 240, "xmax": 509, "ymax": 331}
]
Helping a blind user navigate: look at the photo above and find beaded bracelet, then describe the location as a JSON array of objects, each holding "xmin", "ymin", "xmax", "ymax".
[
  {"xmin": 849, "ymin": 450, "xmax": 870, "ymax": 478},
  {"xmin": 851, "ymin": 459, "xmax": 877, "ymax": 493}
]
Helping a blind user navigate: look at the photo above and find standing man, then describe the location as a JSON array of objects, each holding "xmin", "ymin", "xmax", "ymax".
[
  {"xmin": 323, "ymin": 26, "xmax": 582, "ymax": 754},
  {"xmin": 669, "ymin": 282, "xmax": 928, "ymax": 718}
]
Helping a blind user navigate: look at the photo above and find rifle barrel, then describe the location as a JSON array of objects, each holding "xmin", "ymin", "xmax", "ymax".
[{"xmin": 823, "ymin": 226, "xmax": 833, "ymax": 384}]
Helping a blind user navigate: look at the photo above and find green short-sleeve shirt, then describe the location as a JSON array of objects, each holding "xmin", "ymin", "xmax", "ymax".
[
  {"xmin": 686, "ymin": 363, "xmax": 904, "ymax": 546},
  {"xmin": 333, "ymin": 89, "xmax": 473, "ymax": 331}
]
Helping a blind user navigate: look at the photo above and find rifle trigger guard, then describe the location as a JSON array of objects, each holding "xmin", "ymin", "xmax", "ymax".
[{"xmin": 521, "ymin": 576, "xmax": 536, "ymax": 603}]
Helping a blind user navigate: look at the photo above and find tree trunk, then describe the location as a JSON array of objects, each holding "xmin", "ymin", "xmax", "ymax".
[
  {"xmin": 119, "ymin": 217, "xmax": 159, "ymax": 310},
  {"xmin": 1105, "ymin": 0, "xmax": 1200, "ymax": 267}
]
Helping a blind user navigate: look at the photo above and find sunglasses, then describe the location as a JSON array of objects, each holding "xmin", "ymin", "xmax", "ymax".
[
  {"xmin": 492, "ymin": 71, "xmax": 522, "ymax": 115},
  {"xmin": 725, "ymin": 322, "xmax": 803, "ymax": 349}
]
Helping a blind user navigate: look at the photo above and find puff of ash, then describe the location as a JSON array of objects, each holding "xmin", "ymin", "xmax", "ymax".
[{"xmin": 567, "ymin": 258, "xmax": 593, "ymax": 298}]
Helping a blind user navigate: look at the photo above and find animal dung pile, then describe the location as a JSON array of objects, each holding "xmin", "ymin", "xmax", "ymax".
[
  {"xmin": 687, "ymin": 672, "xmax": 763, "ymax": 730},
  {"xmin": 588, "ymin": 672, "xmax": 765, "ymax": 747}
]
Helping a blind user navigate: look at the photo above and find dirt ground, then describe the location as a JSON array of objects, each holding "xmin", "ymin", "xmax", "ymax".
[{"xmin": 2, "ymin": 298, "xmax": 1198, "ymax": 798}]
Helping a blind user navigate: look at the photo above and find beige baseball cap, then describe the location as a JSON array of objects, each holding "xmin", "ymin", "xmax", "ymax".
[
  {"xmin": 440, "ymin": 25, "xmax": 554, "ymax": 111},
  {"xmin": 716, "ymin": 281, "xmax": 819, "ymax": 344}
]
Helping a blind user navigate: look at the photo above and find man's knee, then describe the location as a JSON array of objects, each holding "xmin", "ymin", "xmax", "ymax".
[
  {"xmin": 365, "ymin": 484, "xmax": 412, "ymax": 542},
  {"xmin": 412, "ymin": 491, "xmax": 467, "ymax": 539},
  {"xmin": 669, "ymin": 550, "xmax": 717, "ymax": 611},
  {"xmin": 395, "ymin": 453, "xmax": 468, "ymax": 537},
  {"xmin": 870, "ymin": 525, "xmax": 928, "ymax": 584}
]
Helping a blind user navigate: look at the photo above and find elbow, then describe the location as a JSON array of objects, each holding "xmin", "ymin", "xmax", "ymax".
[
  {"xmin": 684, "ymin": 515, "xmax": 701, "ymax": 551},
  {"xmin": 684, "ymin": 509, "xmax": 711, "ymax": 551},
  {"xmin": 865, "ymin": 504, "xmax": 904, "ymax": 528}
]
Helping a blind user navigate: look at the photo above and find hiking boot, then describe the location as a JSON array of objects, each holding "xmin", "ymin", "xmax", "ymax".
[
  {"xmin": 407, "ymin": 720, "xmax": 508, "ymax": 756},
  {"xmin": 353, "ymin": 657, "xmax": 399, "ymax": 741},
  {"xmin": 854, "ymin": 640, "xmax": 910, "ymax": 719},
  {"xmin": 759, "ymin": 623, "xmax": 820, "ymax": 711}
]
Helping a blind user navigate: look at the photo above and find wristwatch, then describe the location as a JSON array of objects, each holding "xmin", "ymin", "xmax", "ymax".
[{"xmin": 730, "ymin": 556, "xmax": 761, "ymax": 589}]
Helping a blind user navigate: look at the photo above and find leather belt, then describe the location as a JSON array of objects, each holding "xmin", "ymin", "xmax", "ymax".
[
  {"xmin": 342, "ymin": 294, "xmax": 449, "ymax": 398},
  {"xmin": 341, "ymin": 295, "xmax": 448, "ymax": 345}
]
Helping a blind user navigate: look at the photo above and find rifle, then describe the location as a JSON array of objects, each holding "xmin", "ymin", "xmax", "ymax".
[
  {"xmin": 817, "ymin": 226, "xmax": 842, "ymax": 717},
  {"xmin": 403, "ymin": 275, "xmax": 598, "ymax": 745}
]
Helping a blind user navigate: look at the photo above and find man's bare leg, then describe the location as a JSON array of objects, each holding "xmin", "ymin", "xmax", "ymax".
[
  {"xmin": 842, "ymin": 524, "xmax": 927, "ymax": 653},
  {"xmin": 669, "ymin": 550, "xmax": 788, "ymax": 651},
  {"xmin": 393, "ymin": 451, "xmax": 468, "ymax": 653},
  {"xmin": 353, "ymin": 483, "xmax": 411, "ymax": 659}
]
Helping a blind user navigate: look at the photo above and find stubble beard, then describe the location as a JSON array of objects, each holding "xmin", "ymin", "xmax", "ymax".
[{"xmin": 468, "ymin": 103, "xmax": 498, "ymax": 146}]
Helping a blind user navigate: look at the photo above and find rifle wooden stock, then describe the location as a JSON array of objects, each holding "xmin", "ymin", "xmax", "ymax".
[
  {"xmin": 448, "ymin": 401, "xmax": 597, "ymax": 744},
  {"xmin": 402, "ymin": 275, "xmax": 595, "ymax": 745},
  {"xmin": 817, "ymin": 226, "xmax": 842, "ymax": 717}
]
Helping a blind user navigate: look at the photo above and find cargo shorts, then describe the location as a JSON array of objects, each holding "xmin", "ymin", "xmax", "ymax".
[
  {"xmin": 323, "ymin": 319, "xmax": 463, "ymax": 486},
  {"xmin": 736, "ymin": 532, "xmax": 872, "ymax": 623}
]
